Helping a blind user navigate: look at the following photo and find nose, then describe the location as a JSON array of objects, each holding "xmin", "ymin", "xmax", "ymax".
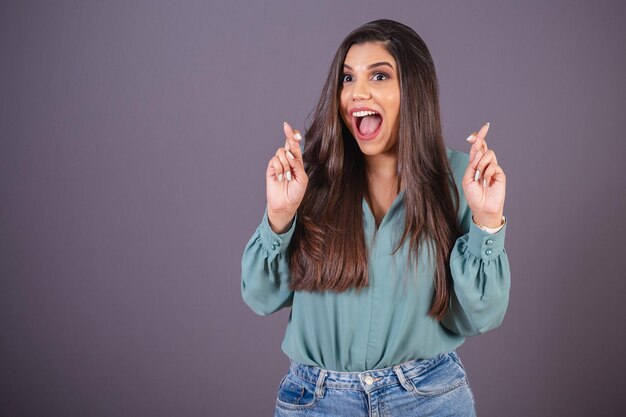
[{"xmin": 351, "ymin": 79, "xmax": 371, "ymax": 101}]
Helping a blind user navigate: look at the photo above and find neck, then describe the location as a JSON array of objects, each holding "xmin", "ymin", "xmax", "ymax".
[{"xmin": 364, "ymin": 152, "xmax": 400, "ymax": 192}]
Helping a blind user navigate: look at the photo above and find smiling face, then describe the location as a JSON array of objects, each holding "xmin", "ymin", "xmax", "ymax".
[{"xmin": 339, "ymin": 41, "xmax": 401, "ymax": 158}]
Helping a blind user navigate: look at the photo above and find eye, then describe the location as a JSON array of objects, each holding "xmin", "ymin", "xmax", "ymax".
[
  {"xmin": 341, "ymin": 73, "xmax": 353, "ymax": 83},
  {"xmin": 372, "ymin": 72, "xmax": 389, "ymax": 81}
]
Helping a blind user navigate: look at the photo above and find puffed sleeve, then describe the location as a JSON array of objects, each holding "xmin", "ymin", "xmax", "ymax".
[
  {"xmin": 241, "ymin": 208, "xmax": 296, "ymax": 316},
  {"xmin": 441, "ymin": 148, "xmax": 511, "ymax": 336}
]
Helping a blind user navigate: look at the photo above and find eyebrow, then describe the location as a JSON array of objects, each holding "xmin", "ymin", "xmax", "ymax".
[{"xmin": 343, "ymin": 62, "xmax": 395, "ymax": 71}]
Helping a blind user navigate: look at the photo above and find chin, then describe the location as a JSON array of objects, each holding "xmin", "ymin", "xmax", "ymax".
[
  {"xmin": 355, "ymin": 144, "xmax": 379, "ymax": 156},
  {"xmin": 354, "ymin": 134, "xmax": 394, "ymax": 156}
]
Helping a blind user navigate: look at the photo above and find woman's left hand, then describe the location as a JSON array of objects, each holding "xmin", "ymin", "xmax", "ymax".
[{"xmin": 462, "ymin": 122, "xmax": 506, "ymax": 228}]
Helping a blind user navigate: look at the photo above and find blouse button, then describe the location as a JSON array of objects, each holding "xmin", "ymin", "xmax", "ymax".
[
  {"xmin": 363, "ymin": 375, "xmax": 374, "ymax": 385},
  {"xmin": 485, "ymin": 249, "xmax": 493, "ymax": 256},
  {"xmin": 486, "ymin": 239, "xmax": 493, "ymax": 245}
]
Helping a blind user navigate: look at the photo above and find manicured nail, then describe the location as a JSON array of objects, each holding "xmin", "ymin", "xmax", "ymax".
[
  {"xmin": 283, "ymin": 122, "xmax": 287, "ymax": 126},
  {"xmin": 286, "ymin": 150, "xmax": 295, "ymax": 160},
  {"xmin": 285, "ymin": 140, "xmax": 290, "ymax": 152},
  {"xmin": 474, "ymin": 170, "xmax": 481, "ymax": 181},
  {"xmin": 483, "ymin": 178, "xmax": 487, "ymax": 188},
  {"xmin": 294, "ymin": 132, "xmax": 302, "ymax": 141},
  {"xmin": 486, "ymin": 122, "xmax": 490, "ymax": 127},
  {"xmin": 278, "ymin": 173, "xmax": 283, "ymax": 182},
  {"xmin": 285, "ymin": 171, "xmax": 292, "ymax": 181},
  {"xmin": 466, "ymin": 134, "xmax": 475, "ymax": 142}
]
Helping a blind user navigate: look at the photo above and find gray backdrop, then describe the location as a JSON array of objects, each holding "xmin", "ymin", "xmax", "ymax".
[{"xmin": 2, "ymin": 1, "xmax": 625, "ymax": 416}]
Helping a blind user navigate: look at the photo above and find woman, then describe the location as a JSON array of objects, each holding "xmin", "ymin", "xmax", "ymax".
[{"xmin": 241, "ymin": 19, "xmax": 510, "ymax": 416}]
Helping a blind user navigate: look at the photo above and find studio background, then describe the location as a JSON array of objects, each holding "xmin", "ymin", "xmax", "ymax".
[{"xmin": 2, "ymin": 1, "xmax": 625, "ymax": 416}]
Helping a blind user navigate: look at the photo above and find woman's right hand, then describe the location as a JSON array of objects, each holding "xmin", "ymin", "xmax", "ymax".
[{"xmin": 265, "ymin": 122, "xmax": 308, "ymax": 233}]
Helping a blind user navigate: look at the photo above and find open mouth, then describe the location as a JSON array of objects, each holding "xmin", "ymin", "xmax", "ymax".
[{"xmin": 353, "ymin": 110, "xmax": 383, "ymax": 141}]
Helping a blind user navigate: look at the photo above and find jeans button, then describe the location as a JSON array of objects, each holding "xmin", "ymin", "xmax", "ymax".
[{"xmin": 363, "ymin": 375, "xmax": 374, "ymax": 385}]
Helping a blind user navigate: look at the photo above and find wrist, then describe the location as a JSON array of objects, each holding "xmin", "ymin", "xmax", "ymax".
[
  {"xmin": 267, "ymin": 209, "xmax": 296, "ymax": 234},
  {"xmin": 472, "ymin": 213, "xmax": 504, "ymax": 229}
]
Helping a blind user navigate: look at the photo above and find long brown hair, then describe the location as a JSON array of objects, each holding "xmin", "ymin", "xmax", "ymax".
[{"xmin": 288, "ymin": 19, "xmax": 461, "ymax": 320}]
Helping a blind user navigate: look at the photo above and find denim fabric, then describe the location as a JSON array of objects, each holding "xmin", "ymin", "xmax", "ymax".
[{"xmin": 274, "ymin": 351, "xmax": 476, "ymax": 416}]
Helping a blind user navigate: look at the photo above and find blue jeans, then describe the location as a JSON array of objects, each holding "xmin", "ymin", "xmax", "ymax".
[{"xmin": 274, "ymin": 351, "xmax": 476, "ymax": 416}]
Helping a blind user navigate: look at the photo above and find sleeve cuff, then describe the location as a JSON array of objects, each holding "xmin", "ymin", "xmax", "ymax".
[
  {"xmin": 259, "ymin": 208, "xmax": 297, "ymax": 255},
  {"xmin": 467, "ymin": 217, "xmax": 507, "ymax": 261}
]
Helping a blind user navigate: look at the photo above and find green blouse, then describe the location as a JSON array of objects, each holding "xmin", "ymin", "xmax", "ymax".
[{"xmin": 241, "ymin": 148, "xmax": 510, "ymax": 372}]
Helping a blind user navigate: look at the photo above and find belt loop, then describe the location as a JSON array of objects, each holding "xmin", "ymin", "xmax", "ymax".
[
  {"xmin": 315, "ymin": 369, "xmax": 327, "ymax": 398},
  {"xmin": 393, "ymin": 366, "xmax": 414, "ymax": 392}
]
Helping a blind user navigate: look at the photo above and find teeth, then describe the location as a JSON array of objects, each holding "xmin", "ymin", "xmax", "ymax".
[{"xmin": 352, "ymin": 110, "xmax": 378, "ymax": 117}]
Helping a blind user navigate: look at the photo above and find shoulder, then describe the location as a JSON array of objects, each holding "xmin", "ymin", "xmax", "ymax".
[
  {"xmin": 446, "ymin": 147, "xmax": 472, "ymax": 226},
  {"xmin": 446, "ymin": 147, "xmax": 469, "ymax": 184}
]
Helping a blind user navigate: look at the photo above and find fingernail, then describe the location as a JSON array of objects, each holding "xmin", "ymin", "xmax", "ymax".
[
  {"xmin": 278, "ymin": 173, "xmax": 283, "ymax": 182},
  {"xmin": 283, "ymin": 122, "xmax": 287, "ymax": 126},
  {"xmin": 294, "ymin": 132, "xmax": 302, "ymax": 141},
  {"xmin": 486, "ymin": 122, "xmax": 490, "ymax": 127},
  {"xmin": 285, "ymin": 140, "xmax": 290, "ymax": 152},
  {"xmin": 483, "ymin": 178, "xmax": 487, "ymax": 188},
  {"xmin": 286, "ymin": 150, "xmax": 295, "ymax": 160},
  {"xmin": 466, "ymin": 134, "xmax": 475, "ymax": 142},
  {"xmin": 474, "ymin": 170, "xmax": 481, "ymax": 181},
  {"xmin": 286, "ymin": 171, "xmax": 292, "ymax": 181}
]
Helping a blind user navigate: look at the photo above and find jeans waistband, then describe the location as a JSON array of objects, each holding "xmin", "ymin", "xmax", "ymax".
[{"xmin": 288, "ymin": 351, "xmax": 455, "ymax": 393}]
